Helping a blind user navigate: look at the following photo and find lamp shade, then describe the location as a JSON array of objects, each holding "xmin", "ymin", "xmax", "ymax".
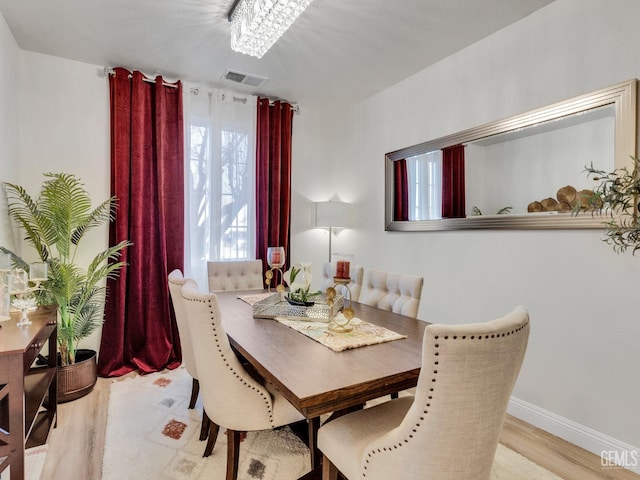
[{"xmin": 315, "ymin": 201, "xmax": 349, "ymax": 228}]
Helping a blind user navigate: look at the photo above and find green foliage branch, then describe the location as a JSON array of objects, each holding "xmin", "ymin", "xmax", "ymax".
[
  {"xmin": 3, "ymin": 173, "xmax": 131, "ymax": 364},
  {"xmin": 580, "ymin": 157, "xmax": 640, "ymax": 254}
]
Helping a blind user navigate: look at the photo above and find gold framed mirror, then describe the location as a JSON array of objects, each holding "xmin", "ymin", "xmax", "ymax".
[{"xmin": 385, "ymin": 79, "xmax": 638, "ymax": 231}]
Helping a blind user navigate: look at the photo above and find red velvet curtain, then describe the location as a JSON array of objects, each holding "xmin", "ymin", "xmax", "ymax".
[
  {"xmin": 255, "ymin": 98, "xmax": 293, "ymax": 274},
  {"xmin": 393, "ymin": 159, "xmax": 409, "ymax": 221},
  {"xmin": 442, "ymin": 144, "xmax": 466, "ymax": 218},
  {"xmin": 98, "ymin": 68, "xmax": 184, "ymax": 377}
]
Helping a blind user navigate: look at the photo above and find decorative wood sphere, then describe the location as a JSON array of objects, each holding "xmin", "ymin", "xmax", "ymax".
[
  {"xmin": 528, "ymin": 201, "xmax": 543, "ymax": 212},
  {"xmin": 540, "ymin": 197, "xmax": 558, "ymax": 211},
  {"xmin": 557, "ymin": 185, "xmax": 577, "ymax": 206}
]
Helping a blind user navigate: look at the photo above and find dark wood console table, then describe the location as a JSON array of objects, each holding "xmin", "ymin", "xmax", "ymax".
[{"xmin": 0, "ymin": 305, "xmax": 58, "ymax": 480}]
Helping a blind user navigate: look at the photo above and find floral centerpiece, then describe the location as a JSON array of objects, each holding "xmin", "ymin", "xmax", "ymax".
[{"xmin": 283, "ymin": 262, "xmax": 320, "ymax": 306}]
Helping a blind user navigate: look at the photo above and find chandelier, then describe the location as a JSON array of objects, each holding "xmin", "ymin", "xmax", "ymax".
[{"xmin": 228, "ymin": 0, "xmax": 314, "ymax": 58}]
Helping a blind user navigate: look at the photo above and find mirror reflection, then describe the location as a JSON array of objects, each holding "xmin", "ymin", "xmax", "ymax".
[
  {"xmin": 467, "ymin": 104, "xmax": 614, "ymax": 216},
  {"xmin": 385, "ymin": 79, "xmax": 637, "ymax": 231},
  {"xmin": 403, "ymin": 150, "xmax": 442, "ymax": 220}
]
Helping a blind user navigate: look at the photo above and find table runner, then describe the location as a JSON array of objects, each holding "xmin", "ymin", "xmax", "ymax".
[
  {"xmin": 274, "ymin": 315, "xmax": 406, "ymax": 352},
  {"xmin": 237, "ymin": 294, "xmax": 406, "ymax": 352},
  {"xmin": 237, "ymin": 292, "xmax": 273, "ymax": 305}
]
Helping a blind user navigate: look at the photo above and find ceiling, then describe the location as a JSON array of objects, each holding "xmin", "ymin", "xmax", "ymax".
[{"xmin": 0, "ymin": 0, "xmax": 555, "ymax": 105}]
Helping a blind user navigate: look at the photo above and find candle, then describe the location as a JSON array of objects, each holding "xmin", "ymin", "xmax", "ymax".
[
  {"xmin": 272, "ymin": 251, "xmax": 281, "ymax": 264},
  {"xmin": 336, "ymin": 260, "xmax": 350, "ymax": 279},
  {"xmin": 342, "ymin": 261, "xmax": 350, "ymax": 279},
  {"xmin": 29, "ymin": 262, "xmax": 48, "ymax": 282}
]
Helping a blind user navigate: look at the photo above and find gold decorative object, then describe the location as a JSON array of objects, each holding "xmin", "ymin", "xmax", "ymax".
[{"xmin": 326, "ymin": 276, "xmax": 355, "ymax": 333}]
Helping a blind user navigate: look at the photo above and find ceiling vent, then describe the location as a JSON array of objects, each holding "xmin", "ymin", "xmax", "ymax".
[{"xmin": 221, "ymin": 69, "xmax": 268, "ymax": 88}]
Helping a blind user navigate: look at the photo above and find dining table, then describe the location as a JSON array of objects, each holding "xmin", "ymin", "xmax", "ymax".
[{"xmin": 216, "ymin": 291, "xmax": 428, "ymax": 480}]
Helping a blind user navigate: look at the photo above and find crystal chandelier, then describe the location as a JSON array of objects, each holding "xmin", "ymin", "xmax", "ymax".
[{"xmin": 228, "ymin": 0, "xmax": 314, "ymax": 58}]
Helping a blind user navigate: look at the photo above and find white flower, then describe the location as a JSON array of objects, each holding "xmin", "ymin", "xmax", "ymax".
[
  {"xmin": 283, "ymin": 262, "xmax": 314, "ymax": 301},
  {"xmin": 283, "ymin": 263, "xmax": 311, "ymax": 288}
]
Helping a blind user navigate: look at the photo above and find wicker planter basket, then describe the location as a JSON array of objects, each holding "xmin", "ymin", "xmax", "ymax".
[{"xmin": 57, "ymin": 349, "xmax": 98, "ymax": 403}]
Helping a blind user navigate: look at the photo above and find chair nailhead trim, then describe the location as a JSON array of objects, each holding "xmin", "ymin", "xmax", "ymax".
[
  {"xmin": 184, "ymin": 294, "xmax": 275, "ymax": 425},
  {"xmin": 360, "ymin": 319, "xmax": 529, "ymax": 478}
]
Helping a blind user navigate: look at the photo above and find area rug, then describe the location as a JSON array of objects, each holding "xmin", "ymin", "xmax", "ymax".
[
  {"xmin": 102, "ymin": 367, "xmax": 562, "ymax": 480},
  {"xmin": 25, "ymin": 444, "xmax": 47, "ymax": 480},
  {"xmin": 3, "ymin": 444, "xmax": 48, "ymax": 480}
]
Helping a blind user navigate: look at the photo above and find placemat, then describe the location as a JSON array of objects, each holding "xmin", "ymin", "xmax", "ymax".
[
  {"xmin": 237, "ymin": 292, "xmax": 273, "ymax": 305},
  {"xmin": 274, "ymin": 315, "xmax": 406, "ymax": 352}
]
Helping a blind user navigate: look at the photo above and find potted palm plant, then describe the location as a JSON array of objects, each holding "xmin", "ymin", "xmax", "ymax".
[
  {"xmin": 2, "ymin": 172, "xmax": 130, "ymax": 401},
  {"xmin": 579, "ymin": 157, "xmax": 640, "ymax": 254}
]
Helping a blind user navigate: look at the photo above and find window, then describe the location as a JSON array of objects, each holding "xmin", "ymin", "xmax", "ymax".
[
  {"xmin": 185, "ymin": 88, "xmax": 257, "ymax": 287},
  {"xmin": 406, "ymin": 150, "xmax": 442, "ymax": 220}
]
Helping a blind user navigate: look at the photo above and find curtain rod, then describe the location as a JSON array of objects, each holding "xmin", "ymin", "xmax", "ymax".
[
  {"xmin": 191, "ymin": 87, "xmax": 300, "ymax": 113},
  {"xmin": 106, "ymin": 67, "xmax": 299, "ymax": 113},
  {"xmin": 268, "ymin": 100, "xmax": 300, "ymax": 113},
  {"xmin": 104, "ymin": 67, "xmax": 178, "ymax": 89},
  {"xmin": 263, "ymin": 96, "xmax": 300, "ymax": 113}
]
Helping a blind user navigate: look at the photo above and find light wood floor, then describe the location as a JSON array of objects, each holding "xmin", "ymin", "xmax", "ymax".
[{"xmin": 40, "ymin": 376, "xmax": 639, "ymax": 480}]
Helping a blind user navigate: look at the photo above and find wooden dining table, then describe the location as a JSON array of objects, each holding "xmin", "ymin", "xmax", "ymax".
[{"xmin": 216, "ymin": 291, "xmax": 428, "ymax": 479}]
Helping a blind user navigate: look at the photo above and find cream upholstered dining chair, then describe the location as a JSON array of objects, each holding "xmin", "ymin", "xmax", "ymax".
[
  {"xmin": 207, "ymin": 259, "xmax": 264, "ymax": 292},
  {"xmin": 180, "ymin": 280, "xmax": 307, "ymax": 479},
  {"xmin": 167, "ymin": 270, "xmax": 199, "ymax": 408},
  {"xmin": 317, "ymin": 306, "xmax": 530, "ymax": 480},
  {"xmin": 359, "ymin": 268, "xmax": 423, "ymax": 318},
  {"xmin": 320, "ymin": 262, "xmax": 364, "ymax": 301},
  {"xmin": 167, "ymin": 270, "xmax": 210, "ymax": 441}
]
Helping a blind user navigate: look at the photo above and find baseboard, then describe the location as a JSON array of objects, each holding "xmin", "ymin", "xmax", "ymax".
[{"xmin": 508, "ymin": 396, "xmax": 640, "ymax": 475}]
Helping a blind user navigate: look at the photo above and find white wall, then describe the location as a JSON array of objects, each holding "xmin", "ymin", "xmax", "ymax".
[
  {"xmin": 17, "ymin": 51, "xmax": 111, "ymax": 352},
  {"xmin": 293, "ymin": 0, "xmax": 640, "ymax": 461},
  {"xmin": 0, "ymin": 12, "xmax": 20, "ymax": 250}
]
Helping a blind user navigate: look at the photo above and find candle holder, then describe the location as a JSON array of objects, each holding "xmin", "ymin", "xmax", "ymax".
[
  {"xmin": 265, "ymin": 246, "xmax": 286, "ymax": 293},
  {"xmin": 13, "ymin": 294, "xmax": 37, "ymax": 326},
  {"xmin": 28, "ymin": 261, "xmax": 48, "ymax": 289},
  {"xmin": 9, "ymin": 269, "xmax": 32, "ymax": 326},
  {"xmin": 325, "ymin": 277, "xmax": 355, "ymax": 333}
]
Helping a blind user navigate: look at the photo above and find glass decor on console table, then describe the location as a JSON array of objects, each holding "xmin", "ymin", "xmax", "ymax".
[
  {"xmin": 28, "ymin": 261, "xmax": 48, "ymax": 288},
  {"xmin": 3, "ymin": 262, "xmax": 48, "ymax": 326},
  {"xmin": 265, "ymin": 246, "xmax": 286, "ymax": 293},
  {"xmin": 0, "ymin": 252, "xmax": 11, "ymax": 322}
]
